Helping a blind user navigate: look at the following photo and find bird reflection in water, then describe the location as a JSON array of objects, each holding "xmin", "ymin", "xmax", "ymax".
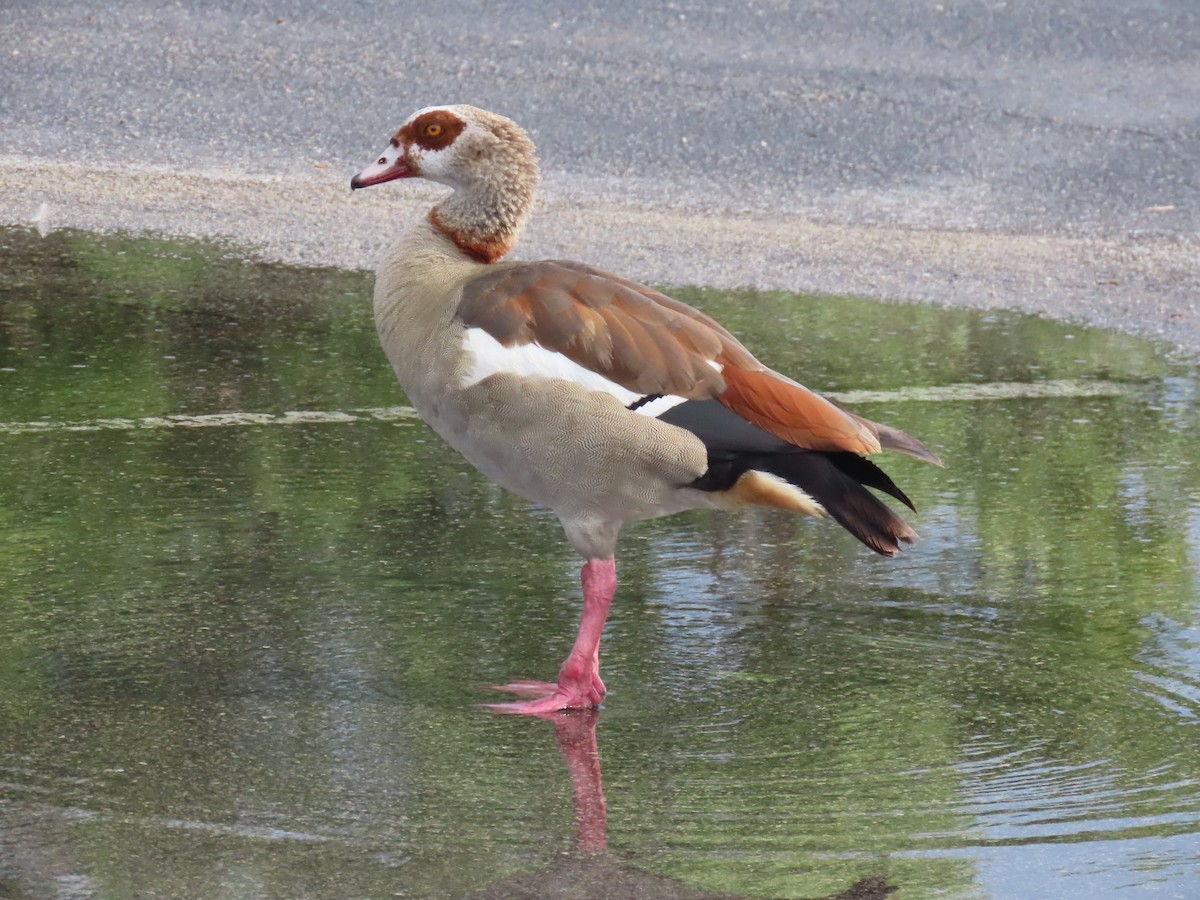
[{"xmin": 473, "ymin": 709, "xmax": 897, "ymax": 900}]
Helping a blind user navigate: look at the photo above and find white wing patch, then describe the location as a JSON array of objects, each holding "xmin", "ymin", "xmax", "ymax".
[
  {"xmin": 461, "ymin": 327, "xmax": 639, "ymax": 403},
  {"xmin": 631, "ymin": 394, "xmax": 689, "ymax": 417},
  {"xmin": 460, "ymin": 328, "xmax": 688, "ymax": 417}
]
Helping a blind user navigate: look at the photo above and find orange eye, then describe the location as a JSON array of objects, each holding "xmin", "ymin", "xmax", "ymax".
[{"xmin": 425, "ymin": 124, "xmax": 442, "ymax": 137}]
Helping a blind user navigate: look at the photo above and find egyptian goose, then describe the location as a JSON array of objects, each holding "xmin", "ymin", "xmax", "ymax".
[{"xmin": 351, "ymin": 105, "xmax": 941, "ymax": 714}]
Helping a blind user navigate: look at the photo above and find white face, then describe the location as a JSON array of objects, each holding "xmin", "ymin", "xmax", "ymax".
[
  {"xmin": 395, "ymin": 105, "xmax": 477, "ymax": 187},
  {"xmin": 351, "ymin": 104, "xmax": 508, "ymax": 194},
  {"xmin": 352, "ymin": 105, "xmax": 473, "ymax": 190}
]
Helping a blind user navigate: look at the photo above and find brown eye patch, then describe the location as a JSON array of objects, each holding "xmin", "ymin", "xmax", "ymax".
[{"xmin": 402, "ymin": 110, "xmax": 466, "ymax": 151}]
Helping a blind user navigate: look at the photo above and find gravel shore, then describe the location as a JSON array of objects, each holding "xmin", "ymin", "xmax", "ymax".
[{"xmin": 4, "ymin": 156, "xmax": 1197, "ymax": 354}]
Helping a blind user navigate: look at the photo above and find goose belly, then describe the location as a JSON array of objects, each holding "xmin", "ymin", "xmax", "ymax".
[{"xmin": 414, "ymin": 373, "xmax": 710, "ymax": 524}]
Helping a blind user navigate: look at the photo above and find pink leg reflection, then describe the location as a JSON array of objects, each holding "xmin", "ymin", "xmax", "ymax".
[{"xmin": 550, "ymin": 709, "xmax": 607, "ymax": 853}]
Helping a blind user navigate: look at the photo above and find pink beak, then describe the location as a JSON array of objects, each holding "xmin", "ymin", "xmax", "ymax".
[{"xmin": 350, "ymin": 149, "xmax": 413, "ymax": 189}]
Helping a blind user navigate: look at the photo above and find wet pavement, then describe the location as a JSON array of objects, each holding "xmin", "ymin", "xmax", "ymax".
[{"xmin": 2, "ymin": 229, "xmax": 1199, "ymax": 898}]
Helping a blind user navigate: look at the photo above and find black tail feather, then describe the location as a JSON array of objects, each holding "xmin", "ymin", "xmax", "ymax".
[
  {"xmin": 661, "ymin": 399, "xmax": 923, "ymax": 556},
  {"xmin": 826, "ymin": 452, "xmax": 916, "ymax": 513},
  {"xmin": 754, "ymin": 452, "xmax": 918, "ymax": 557}
]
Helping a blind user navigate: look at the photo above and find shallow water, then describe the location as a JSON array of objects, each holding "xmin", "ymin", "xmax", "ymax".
[{"xmin": 1, "ymin": 227, "xmax": 1199, "ymax": 899}]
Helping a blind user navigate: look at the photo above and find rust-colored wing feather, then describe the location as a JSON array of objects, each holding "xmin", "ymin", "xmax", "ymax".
[
  {"xmin": 718, "ymin": 364, "xmax": 881, "ymax": 454},
  {"xmin": 456, "ymin": 260, "xmax": 902, "ymax": 457}
]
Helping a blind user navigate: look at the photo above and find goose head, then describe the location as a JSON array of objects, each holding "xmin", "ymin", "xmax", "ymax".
[{"xmin": 352, "ymin": 105, "xmax": 540, "ymax": 263}]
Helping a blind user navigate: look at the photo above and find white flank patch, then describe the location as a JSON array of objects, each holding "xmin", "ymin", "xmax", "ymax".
[
  {"xmin": 460, "ymin": 329, "xmax": 692, "ymax": 417},
  {"xmin": 460, "ymin": 327, "xmax": 641, "ymax": 404}
]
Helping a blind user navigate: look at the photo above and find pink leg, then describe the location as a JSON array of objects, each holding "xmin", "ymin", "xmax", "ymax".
[{"xmin": 486, "ymin": 558, "xmax": 617, "ymax": 715}]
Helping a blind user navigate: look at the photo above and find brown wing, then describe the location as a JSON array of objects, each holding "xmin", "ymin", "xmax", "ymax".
[
  {"xmin": 456, "ymin": 260, "xmax": 884, "ymax": 455},
  {"xmin": 458, "ymin": 260, "xmax": 726, "ymax": 397}
]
